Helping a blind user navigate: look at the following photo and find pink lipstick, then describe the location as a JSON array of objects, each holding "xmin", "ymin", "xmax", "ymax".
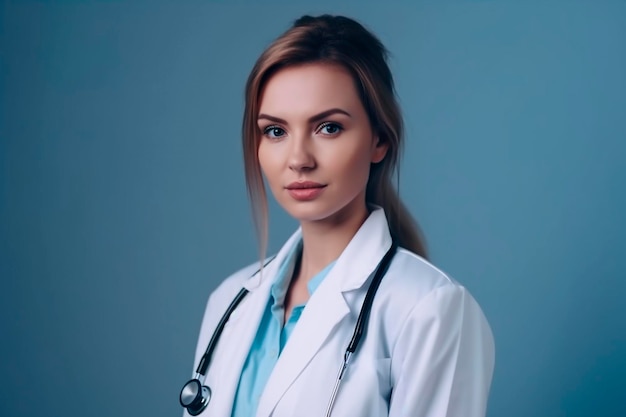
[{"xmin": 285, "ymin": 181, "xmax": 326, "ymax": 201}]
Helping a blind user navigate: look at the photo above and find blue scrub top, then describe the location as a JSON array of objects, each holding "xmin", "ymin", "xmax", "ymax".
[{"xmin": 231, "ymin": 241, "xmax": 335, "ymax": 417}]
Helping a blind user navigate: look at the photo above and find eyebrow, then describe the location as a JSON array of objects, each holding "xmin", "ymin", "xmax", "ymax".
[{"xmin": 257, "ymin": 108, "xmax": 352, "ymax": 124}]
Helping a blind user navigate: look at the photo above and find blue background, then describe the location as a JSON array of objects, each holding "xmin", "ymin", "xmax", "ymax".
[{"xmin": 1, "ymin": 1, "xmax": 625, "ymax": 416}]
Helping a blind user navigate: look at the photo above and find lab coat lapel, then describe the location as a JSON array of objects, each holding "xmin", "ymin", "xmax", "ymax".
[
  {"xmin": 211, "ymin": 231, "xmax": 303, "ymax": 416},
  {"xmin": 256, "ymin": 208, "xmax": 393, "ymax": 417},
  {"xmin": 209, "ymin": 265, "xmax": 273, "ymax": 416},
  {"xmin": 255, "ymin": 271, "xmax": 349, "ymax": 417}
]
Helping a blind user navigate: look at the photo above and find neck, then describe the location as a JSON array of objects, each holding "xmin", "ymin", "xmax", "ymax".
[{"xmin": 296, "ymin": 203, "xmax": 370, "ymax": 283}]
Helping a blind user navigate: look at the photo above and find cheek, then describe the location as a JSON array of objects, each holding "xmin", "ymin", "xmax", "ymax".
[
  {"xmin": 257, "ymin": 144, "xmax": 271, "ymax": 174},
  {"xmin": 257, "ymin": 145, "xmax": 281, "ymax": 186},
  {"xmin": 332, "ymin": 147, "xmax": 373, "ymax": 181}
]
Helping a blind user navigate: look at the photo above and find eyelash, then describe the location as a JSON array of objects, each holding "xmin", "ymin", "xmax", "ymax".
[
  {"xmin": 317, "ymin": 122, "xmax": 343, "ymax": 136},
  {"xmin": 261, "ymin": 122, "xmax": 344, "ymax": 139},
  {"xmin": 263, "ymin": 125, "xmax": 286, "ymax": 139}
]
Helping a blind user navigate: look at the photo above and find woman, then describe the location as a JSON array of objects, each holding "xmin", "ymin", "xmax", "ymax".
[{"xmin": 181, "ymin": 14, "xmax": 494, "ymax": 417}]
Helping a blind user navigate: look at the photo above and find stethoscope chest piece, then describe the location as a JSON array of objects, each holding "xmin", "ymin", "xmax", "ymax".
[
  {"xmin": 180, "ymin": 378, "xmax": 211, "ymax": 416},
  {"xmin": 179, "ymin": 242, "xmax": 397, "ymax": 416}
]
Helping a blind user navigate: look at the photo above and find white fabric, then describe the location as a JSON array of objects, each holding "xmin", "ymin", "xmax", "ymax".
[{"xmin": 185, "ymin": 208, "xmax": 495, "ymax": 417}]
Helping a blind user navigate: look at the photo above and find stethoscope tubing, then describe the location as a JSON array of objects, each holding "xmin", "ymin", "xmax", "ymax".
[
  {"xmin": 324, "ymin": 241, "xmax": 398, "ymax": 416},
  {"xmin": 181, "ymin": 242, "xmax": 397, "ymax": 416},
  {"xmin": 195, "ymin": 287, "xmax": 249, "ymax": 379}
]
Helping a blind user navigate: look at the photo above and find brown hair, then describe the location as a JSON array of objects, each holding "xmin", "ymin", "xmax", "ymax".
[{"xmin": 242, "ymin": 14, "xmax": 428, "ymax": 260}]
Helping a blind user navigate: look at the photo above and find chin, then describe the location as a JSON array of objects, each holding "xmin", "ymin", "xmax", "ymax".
[
  {"xmin": 282, "ymin": 202, "xmax": 338, "ymax": 224},
  {"xmin": 283, "ymin": 201, "xmax": 364, "ymax": 226}
]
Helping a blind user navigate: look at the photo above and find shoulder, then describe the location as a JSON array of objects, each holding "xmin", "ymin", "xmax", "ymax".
[
  {"xmin": 216, "ymin": 260, "xmax": 262, "ymax": 293},
  {"xmin": 205, "ymin": 259, "xmax": 267, "ymax": 311},
  {"xmin": 375, "ymin": 246, "xmax": 493, "ymax": 345},
  {"xmin": 380, "ymin": 247, "xmax": 459, "ymax": 303}
]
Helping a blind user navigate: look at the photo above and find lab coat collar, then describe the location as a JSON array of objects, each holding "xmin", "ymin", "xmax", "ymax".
[
  {"xmin": 254, "ymin": 207, "xmax": 393, "ymax": 417},
  {"xmin": 331, "ymin": 206, "xmax": 393, "ymax": 292},
  {"xmin": 242, "ymin": 228, "xmax": 303, "ymax": 292},
  {"xmin": 242, "ymin": 206, "xmax": 392, "ymax": 293}
]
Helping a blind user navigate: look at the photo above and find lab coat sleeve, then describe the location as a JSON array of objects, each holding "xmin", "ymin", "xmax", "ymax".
[{"xmin": 388, "ymin": 284, "xmax": 495, "ymax": 417}]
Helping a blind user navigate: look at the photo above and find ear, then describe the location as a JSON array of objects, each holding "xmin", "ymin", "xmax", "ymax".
[{"xmin": 371, "ymin": 136, "xmax": 389, "ymax": 164}]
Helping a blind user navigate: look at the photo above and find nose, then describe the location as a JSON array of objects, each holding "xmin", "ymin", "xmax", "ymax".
[{"xmin": 288, "ymin": 132, "xmax": 316, "ymax": 172}]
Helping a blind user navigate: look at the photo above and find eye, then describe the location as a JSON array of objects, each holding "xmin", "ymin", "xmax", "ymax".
[
  {"xmin": 263, "ymin": 125, "xmax": 286, "ymax": 139},
  {"xmin": 317, "ymin": 122, "xmax": 343, "ymax": 136}
]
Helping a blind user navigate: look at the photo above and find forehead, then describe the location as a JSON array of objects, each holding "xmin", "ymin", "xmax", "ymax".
[{"xmin": 258, "ymin": 63, "xmax": 362, "ymax": 118}]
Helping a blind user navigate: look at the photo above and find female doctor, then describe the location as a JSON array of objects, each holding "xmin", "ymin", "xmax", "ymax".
[{"xmin": 182, "ymin": 14, "xmax": 495, "ymax": 417}]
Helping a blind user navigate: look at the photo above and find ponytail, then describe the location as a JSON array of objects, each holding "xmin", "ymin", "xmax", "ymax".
[{"xmin": 367, "ymin": 168, "xmax": 428, "ymax": 259}]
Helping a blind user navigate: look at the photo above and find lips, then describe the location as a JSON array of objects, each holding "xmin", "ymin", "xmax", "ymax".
[{"xmin": 285, "ymin": 181, "xmax": 327, "ymax": 201}]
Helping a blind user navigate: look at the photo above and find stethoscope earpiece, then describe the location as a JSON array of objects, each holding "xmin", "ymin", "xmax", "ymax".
[{"xmin": 180, "ymin": 378, "xmax": 211, "ymax": 416}]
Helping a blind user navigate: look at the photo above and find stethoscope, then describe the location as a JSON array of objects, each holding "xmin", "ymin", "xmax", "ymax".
[{"xmin": 180, "ymin": 241, "xmax": 398, "ymax": 416}]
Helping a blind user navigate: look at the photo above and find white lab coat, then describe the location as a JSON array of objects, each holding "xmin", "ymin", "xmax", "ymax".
[{"xmin": 186, "ymin": 208, "xmax": 495, "ymax": 417}]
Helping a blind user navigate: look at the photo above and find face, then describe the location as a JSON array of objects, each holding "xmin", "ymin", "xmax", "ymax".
[{"xmin": 257, "ymin": 63, "xmax": 388, "ymax": 225}]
